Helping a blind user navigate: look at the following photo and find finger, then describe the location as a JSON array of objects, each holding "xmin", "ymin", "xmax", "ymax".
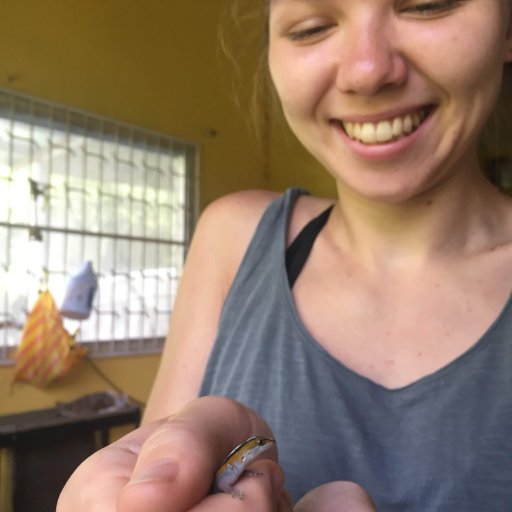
[
  {"xmin": 57, "ymin": 421, "xmax": 165, "ymax": 512},
  {"xmin": 117, "ymin": 396, "xmax": 276, "ymax": 512},
  {"xmin": 294, "ymin": 481, "xmax": 377, "ymax": 512},
  {"xmin": 189, "ymin": 460, "xmax": 290, "ymax": 512}
]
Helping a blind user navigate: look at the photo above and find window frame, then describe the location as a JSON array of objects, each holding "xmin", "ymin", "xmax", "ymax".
[{"xmin": 0, "ymin": 88, "xmax": 199, "ymax": 363}]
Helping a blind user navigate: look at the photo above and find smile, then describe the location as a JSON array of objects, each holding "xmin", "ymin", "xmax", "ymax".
[{"xmin": 339, "ymin": 107, "xmax": 432, "ymax": 145}]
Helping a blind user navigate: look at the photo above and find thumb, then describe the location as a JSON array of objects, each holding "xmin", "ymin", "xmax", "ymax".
[{"xmin": 117, "ymin": 396, "xmax": 276, "ymax": 512}]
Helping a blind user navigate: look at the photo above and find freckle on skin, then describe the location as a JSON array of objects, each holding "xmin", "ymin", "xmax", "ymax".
[{"xmin": 417, "ymin": 351, "xmax": 423, "ymax": 357}]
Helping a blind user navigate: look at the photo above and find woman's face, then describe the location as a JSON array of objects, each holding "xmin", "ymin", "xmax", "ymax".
[{"xmin": 268, "ymin": 0, "xmax": 512, "ymax": 202}]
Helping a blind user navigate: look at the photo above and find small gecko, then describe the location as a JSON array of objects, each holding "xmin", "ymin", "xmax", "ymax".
[{"xmin": 213, "ymin": 436, "xmax": 275, "ymax": 499}]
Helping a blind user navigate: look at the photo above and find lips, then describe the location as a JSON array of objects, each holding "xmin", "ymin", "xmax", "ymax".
[{"xmin": 337, "ymin": 106, "xmax": 433, "ymax": 145}]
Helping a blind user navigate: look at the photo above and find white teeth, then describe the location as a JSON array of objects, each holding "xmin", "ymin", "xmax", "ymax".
[
  {"xmin": 342, "ymin": 109, "xmax": 428, "ymax": 145},
  {"xmin": 392, "ymin": 117, "xmax": 403, "ymax": 137},
  {"xmin": 403, "ymin": 114, "xmax": 413, "ymax": 134},
  {"xmin": 344, "ymin": 121, "xmax": 355, "ymax": 138},
  {"xmin": 376, "ymin": 120, "xmax": 392, "ymax": 143},
  {"xmin": 353, "ymin": 122, "xmax": 361, "ymax": 140},
  {"xmin": 361, "ymin": 123, "xmax": 376, "ymax": 144}
]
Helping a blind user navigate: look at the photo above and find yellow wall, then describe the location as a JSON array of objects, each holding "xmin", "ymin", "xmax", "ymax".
[
  {"xmin": 1, "ymin": 356, "xmax": 157, "ymax": 415},
  {"xmin": 0, "ymin": 1, "xmax": 334, "ymax": 416}
]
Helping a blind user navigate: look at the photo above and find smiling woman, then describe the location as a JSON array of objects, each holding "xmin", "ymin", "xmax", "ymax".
[
  {"xmin": 267, "ymin": 0, "xmax": 511, "ymax": 200},
  {"xmin": 57, "ymin": 1, "xmax": 512, "ymax": 511}
]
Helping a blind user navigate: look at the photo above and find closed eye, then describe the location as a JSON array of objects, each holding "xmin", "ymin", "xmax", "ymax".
[
  {"xmin": 401, "ymin": 0, "xmax": 465, "ymax": 16},
  {"xmin": 288, "ymin": 24, "xmax": 336, "ymax": 42}
]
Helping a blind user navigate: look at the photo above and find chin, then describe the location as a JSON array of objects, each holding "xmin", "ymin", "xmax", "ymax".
[{"xmin": 335, "ymin": 172, "xmax": 440, "ymax": 205}]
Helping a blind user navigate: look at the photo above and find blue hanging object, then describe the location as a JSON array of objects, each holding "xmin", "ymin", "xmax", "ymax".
[{"xmin": 60, "ymin": 261, "xmax": 98, "ymax": 320}]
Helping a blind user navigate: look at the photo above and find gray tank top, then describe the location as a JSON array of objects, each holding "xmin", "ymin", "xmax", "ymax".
[{"xmin": 199, "ymin": 188, "xmax": 512, "ymax": 510}]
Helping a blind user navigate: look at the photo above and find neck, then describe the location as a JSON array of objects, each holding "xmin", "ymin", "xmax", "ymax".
[{"xmin": 331, "ymin": 169, "xmax": 508, "ymax": 272}]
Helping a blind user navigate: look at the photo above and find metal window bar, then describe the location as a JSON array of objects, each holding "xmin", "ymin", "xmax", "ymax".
[{"xmin": 0, "ymin": 89, "xmax": 198, "ymax": 362}]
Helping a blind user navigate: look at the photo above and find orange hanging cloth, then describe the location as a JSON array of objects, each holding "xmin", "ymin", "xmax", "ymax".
[{"xmin": 12, "ymin": 290, "xmax": 87, "ymax": 387}]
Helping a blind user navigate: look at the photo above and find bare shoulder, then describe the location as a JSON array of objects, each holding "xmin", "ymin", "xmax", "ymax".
[
  {"xmin": 190, "ymin": 190, "xmax": 282, "ymax": 287},
  {"xmin": 200, "ymin": 189, "xmax": 280, "ymax": 226},
  {"xmin": 192, "ymin": 189, "xmax": 337, "ymax": 273},
  {"xmin": 197, "ymin": 189, "xmax": 281, "ymax": 248},
  {"xmin": 143, "ymin": 190, "xmax": 282, "ymax": 421},
  {"xmin": 198, "ymin": 189, "xmax": 336, "ymax": 247}
]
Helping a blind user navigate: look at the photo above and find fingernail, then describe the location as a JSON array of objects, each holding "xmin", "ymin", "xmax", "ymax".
[{"xmin": 130, "ymin": 459, "xmax": 179, "ymax": 484}]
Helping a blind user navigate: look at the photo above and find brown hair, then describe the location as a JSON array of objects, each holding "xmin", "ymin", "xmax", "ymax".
[{"xmin": 219, "ymin": 0, "xmax": 277, "ymax": 146}]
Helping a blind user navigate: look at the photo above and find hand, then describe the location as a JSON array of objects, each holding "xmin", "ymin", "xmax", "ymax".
[
  {"xmin": 58, "ymin": 395, "xmax": 374, "ymax": 512},
  {"xmin": 57, "ymin": 396, "xmax": 290, "ymax": 512},
  {"xmin": 295, "ymin": 482, "xmax": 377, "ymax": 512}
]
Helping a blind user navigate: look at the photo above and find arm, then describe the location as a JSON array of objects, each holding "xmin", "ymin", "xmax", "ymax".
[
  {"xmin": 144, "ymin": 189, "xmax": 332, "ymax": 422},
  {"xmin": 143, "ymin": 189, "xmax": 279, "ymax": 423}
]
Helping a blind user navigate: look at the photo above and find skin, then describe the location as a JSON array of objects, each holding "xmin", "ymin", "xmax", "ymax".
[
  {"xmin": 58, "ymin": 1, "xmax": 512, "ymax": 510},
  {"xmin": 58, "ymin": 396, "xmax": 375, "ymax": 512},
  {"xmin": 268, "ymin": 0, "xmax": 512, "ymax": 204},
  {"xmin": 295, "ymin": 482, "xmax": 377, "ymax": 512}
]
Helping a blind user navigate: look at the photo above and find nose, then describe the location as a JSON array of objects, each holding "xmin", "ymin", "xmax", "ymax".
[{"xmin": 336, "ymin": 18, "xmax": 407, "ymax": 96}]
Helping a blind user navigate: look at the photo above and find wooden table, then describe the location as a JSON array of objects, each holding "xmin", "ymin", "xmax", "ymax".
[{"xmin": 0, "ymin": 402, "xmax": 141, "ymax": 512}]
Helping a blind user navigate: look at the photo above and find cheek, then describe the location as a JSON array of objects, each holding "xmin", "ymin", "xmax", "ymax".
[
  {"xmin": 413, "ymin": 14, "xmax": 506, "ymax": 101},
  {"xmin": 268, "ymin": 47, "xmax": 334, "ymax": 120}
]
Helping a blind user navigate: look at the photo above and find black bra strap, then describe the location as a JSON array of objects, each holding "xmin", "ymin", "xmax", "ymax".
[{"xmin": 285, "ymin": 205, "xmax": 334, "ymax": 288}]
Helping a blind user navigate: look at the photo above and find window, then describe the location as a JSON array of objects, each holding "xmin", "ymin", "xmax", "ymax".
[{"xmin": 0, "ymin": 89, "xmax": 198, "ymax": 362}]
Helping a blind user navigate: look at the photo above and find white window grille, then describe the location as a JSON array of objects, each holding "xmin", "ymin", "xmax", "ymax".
[{"xmin": 0, "ymin": 89, "xmax": 198, "ymax": 362}]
